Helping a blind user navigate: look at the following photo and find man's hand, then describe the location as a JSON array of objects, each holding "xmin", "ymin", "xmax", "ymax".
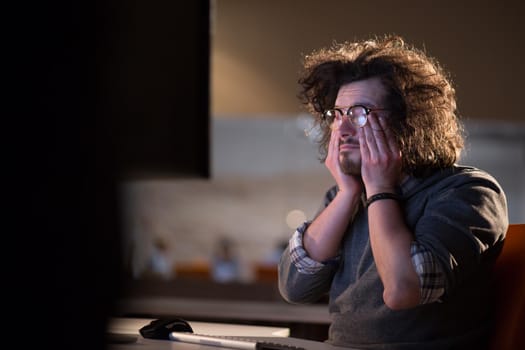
[
  {"xmin": 358, "ymin": 112, "xmax": 420, "ymax": 310},
  {"xmin": 303, "ymin": 124, "xmax": 363, "ymax": 262},
  {"xmin": 325, "ymin": 126, "xmax": 362, "ymax": 195},
  {"xmin": 358, "ymin": 113, "xmax": 403, "ymax": 195}
]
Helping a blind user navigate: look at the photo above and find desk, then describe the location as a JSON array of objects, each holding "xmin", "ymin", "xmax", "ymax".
[
  {"xmin": 115, "ymin": 297, "xmax": 331, "ymax": 340},
  {"xmin": 107, "ymin": 317, "xmax": 360, "ymax": 350},
  {"xmin": 109, "ymin": 317, "xmax": 290, "ymax": 337}
]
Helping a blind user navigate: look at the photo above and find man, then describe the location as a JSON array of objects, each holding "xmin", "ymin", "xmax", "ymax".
[{"xmin": 278, "ymin": 35, "xmax": 508, "ymax": 349}]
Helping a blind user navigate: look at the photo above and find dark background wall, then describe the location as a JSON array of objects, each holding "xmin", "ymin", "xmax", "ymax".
[
  {"xmin": 100, "ymin": 1, "xmax": 210, "ymax": 178},
  {"xmin": 11, "ymin": 1, "xmax": 210, "ymax": 349}
]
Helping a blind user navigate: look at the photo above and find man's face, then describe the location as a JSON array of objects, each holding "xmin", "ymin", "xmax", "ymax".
[{"xmin": 333, "ymin": 77, "xmax": 388, "ymax": 175}]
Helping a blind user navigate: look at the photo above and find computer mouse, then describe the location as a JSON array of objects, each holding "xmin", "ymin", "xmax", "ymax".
[{"xmin": 139, "ymin": 318, "xmax": 194, "ymax": 340}]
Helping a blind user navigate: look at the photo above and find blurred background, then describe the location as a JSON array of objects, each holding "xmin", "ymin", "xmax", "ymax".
[
  {"xmin": 22, "ymin": 1, "xmax": 523, "ymax": 348},
  {"xmin": 117, "ymin": 0, "xmax": 524, "ymax": 289}
]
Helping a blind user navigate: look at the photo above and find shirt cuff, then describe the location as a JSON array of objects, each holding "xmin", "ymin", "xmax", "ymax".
[
  {"xmin": 410, "ymin": 241, "xmax": 446, "ymax": 304},
  {"xmin": 289, "ymin": 222, "xmax": 339, "ymax": 274}
]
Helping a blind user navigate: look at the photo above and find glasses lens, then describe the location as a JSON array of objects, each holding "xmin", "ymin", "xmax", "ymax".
[
  {"xmin": 323, "ymin": 109, "xmax": 337, "ymax": 123},
  {"xmin": 349, "ymin": 106, "xmax": 368, "ymax": 127}
]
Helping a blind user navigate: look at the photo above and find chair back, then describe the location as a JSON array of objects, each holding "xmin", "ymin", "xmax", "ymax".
[{"xmin": 489, "ymin": 223, "xmax": 525, "ymax": 350}]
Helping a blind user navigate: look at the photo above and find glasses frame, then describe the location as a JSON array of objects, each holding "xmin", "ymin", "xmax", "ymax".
[{"xmin": 323, "ymin": 104, "xmax": 388, "ymax": 127}]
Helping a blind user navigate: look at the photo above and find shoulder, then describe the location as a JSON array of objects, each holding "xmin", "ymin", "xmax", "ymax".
[
  {"xmin": 427, "ymin": 165, "xmax": 505, "ymax": 195},
  {"xmin": 421, "ymin": 165, "xmax": 508, "ymax": 231}
]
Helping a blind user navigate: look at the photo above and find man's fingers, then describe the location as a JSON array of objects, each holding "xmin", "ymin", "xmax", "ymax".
[{"xmin": 378, "ymin": 115, "xmax": 399, "ymax": 153}]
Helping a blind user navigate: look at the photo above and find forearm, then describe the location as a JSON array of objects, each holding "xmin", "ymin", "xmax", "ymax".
[
  {"xmin": 278, "ymin": 245, "xmax": 335, "ymax": 304},
  {"xmin": 303, "ymin": 190, "xmax": 361, "ymax": 262},
  {"xmin": 367, "ymin": 198, "xmax": 421, "ymax": 310}
]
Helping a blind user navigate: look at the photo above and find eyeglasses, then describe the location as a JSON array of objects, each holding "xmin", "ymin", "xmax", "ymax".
[{"xmin": 322, "ymin": 105, "xmax": 388, "ymax": 128}]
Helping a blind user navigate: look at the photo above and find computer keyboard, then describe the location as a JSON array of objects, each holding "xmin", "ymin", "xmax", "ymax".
[{"xmin": 169, "ymin": 332, "xmax": 306, "ymax": 350}]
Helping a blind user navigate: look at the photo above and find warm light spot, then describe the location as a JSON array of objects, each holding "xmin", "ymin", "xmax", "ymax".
[{"xmin": 285, "ymin": 209, "xmax": 307, "ymax": 229}]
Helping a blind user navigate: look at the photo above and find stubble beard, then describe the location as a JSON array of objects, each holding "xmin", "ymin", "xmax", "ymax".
[{"xmin": 339, "ymin": 151, "xmax": 361, "ymax": 175}]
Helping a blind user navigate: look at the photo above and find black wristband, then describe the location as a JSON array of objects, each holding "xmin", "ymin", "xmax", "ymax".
[{"xmin": 365, "ymin": 192, "xmax": 400, "ymax": 208}]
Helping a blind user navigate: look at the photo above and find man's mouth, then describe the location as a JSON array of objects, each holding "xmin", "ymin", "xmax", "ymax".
[{"xmin": 339, "ymin": 141, "xmax": 359, "ymax": 151}]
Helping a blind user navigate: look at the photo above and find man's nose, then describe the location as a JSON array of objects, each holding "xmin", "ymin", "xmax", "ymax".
[{"xmin": 336, "ymin": 117, "xmax": 358, "ymax": 137}]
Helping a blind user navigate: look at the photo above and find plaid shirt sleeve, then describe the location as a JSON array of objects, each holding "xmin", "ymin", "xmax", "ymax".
[
  {"xmin": 289, "ymin": 222, "xmax": 340, "ymax": 274},
  {"xmin": 410, "ymin": 241, "xmax": 446, "ymax": 304},
  {"xmin": 290, "ymin": 222, "xmax": 444, "ymax": 303}
]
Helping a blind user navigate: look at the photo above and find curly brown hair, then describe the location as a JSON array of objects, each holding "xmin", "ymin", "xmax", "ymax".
[{"xmin": 299, "ymin": 34, "xmax": 465, "ymax": 177}]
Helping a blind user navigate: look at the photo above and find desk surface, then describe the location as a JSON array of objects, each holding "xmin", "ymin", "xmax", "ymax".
[
  {"xmin": 108, "ymin": 336, "xmax": 359, "ymax": 350},
  {"xmin": 108, "ymin": 318, "xmax": 358, "ymax": 350},
  {"xmin": 107, "ymin": 318, "xmax": 358, "ymax": 350},
  {"xmin": 109, "ymin": 317, "xmax": 290, "ymax": 337}
]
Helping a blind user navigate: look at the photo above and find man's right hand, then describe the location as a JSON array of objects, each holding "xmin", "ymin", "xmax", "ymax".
[{"xmin": 325, "ymin": 126, "xmax": 363, "ymax": 195}]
